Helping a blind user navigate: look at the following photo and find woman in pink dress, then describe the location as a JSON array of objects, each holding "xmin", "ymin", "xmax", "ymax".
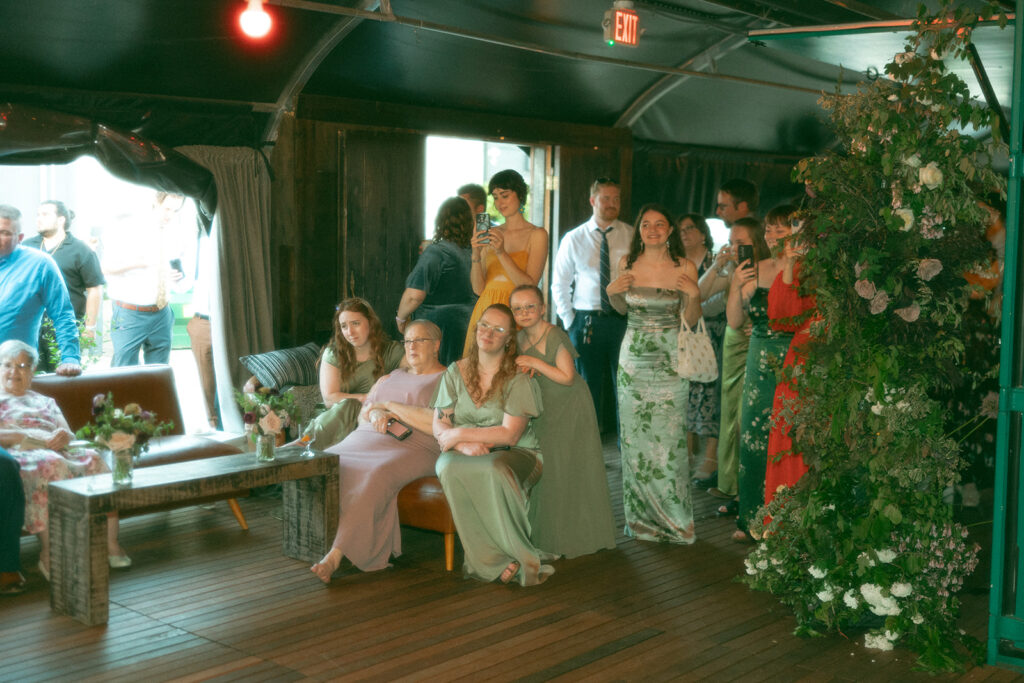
[
  {"xmin": 310, "ymin": 320, "xmax": 446, "ymax": 581},
  {"xmin": 0, "ymin": 340, "xmax": 130, "ymax": 580}
]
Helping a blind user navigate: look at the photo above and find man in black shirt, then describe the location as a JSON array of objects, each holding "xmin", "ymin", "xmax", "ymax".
[{"xmin": 23, "ymin": 201, "xmax": 104, "ymax": 368}]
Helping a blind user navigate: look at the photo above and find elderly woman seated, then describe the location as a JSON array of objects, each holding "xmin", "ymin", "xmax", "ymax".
[
  {"xmin": 0, "ymin": 340, "xmax": 131, "ymax": 580},
  {"xmin": 311, "ymin": 320, "xmax": 446, "ymax": 582}
]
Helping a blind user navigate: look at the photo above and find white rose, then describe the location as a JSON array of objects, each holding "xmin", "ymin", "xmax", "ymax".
[
  {"xmin": 894, "ymin": 208, "xmax": 914, "ymax": 231},
  {"xmin": 817, "ymin": 587, "xmax": 836, "ymax": 602},
  {"xmin": 911, "ymin": 614, "xmax": 924, "ymax": 625},
  {"xmin": 865, "ymin": 632, "xmax": 894, "ymax": 651},
  {"xmin": 890, "ymin": 582, "xmax": 912, "ymax": 598},
  {"xmin": 809, "ymin": 565, "xmax": 826, "ymax": 579},
  {"xmin": 876, "ymin": 549, "xmax": 897, "ymax": 563},
  {"xmin": 843, "ymin": 589, "xmax": 859, "ymax": 609},
  {"xmin": 884, "ymin": 630, "xmax": 900, "ymax": 642},
  {"xmin": 919, "ymin": 161, "xmax": 943, "ymax": 190},
  {"xmin": 105, "ymin": 431, "xmax": 137, "ymax": 453}
]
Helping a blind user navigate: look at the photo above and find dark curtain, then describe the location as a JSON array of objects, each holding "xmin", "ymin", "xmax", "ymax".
[
  {"xmin": 631, "ymin": 140, "xmax": 806, "ymax": 220},
  {"xmin": 0, "ymin": 102, "xmax": 217, "ymax": 230}
]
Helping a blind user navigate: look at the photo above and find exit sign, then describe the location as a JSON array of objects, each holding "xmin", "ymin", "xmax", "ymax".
[{"xmin": 603, "ymin": 7, "xmax": 639, "ymax": 47}]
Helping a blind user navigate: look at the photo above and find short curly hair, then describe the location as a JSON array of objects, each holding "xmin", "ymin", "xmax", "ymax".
[
  {"xmin": 488, "ymin": 169, "xmax": 528, "ymax": 206},
  {"xmin": 433, "ymin": 196, "xmax": 473, "ymax": 248}
]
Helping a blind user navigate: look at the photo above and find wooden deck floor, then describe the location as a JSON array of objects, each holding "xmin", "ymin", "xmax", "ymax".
[{"xmin": 2, "ymin": 442, "xmax": 1020, "ymax": 682}]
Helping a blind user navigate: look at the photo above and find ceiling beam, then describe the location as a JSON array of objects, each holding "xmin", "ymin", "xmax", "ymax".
[
  {"xmin": 262, "ymin": 1, "xmax": 380, "ymax": 144},
  {"xmin": 616, "ymin": 33, "xmax": 751, "ymax": 127}
]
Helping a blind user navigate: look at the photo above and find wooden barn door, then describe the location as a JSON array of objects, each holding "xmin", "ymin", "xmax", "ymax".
[{"xmin": 339, "ymin": 129, "xmax": 426, "ymax": 340}]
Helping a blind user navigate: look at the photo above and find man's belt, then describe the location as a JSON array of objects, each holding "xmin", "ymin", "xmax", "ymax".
[
  {"xmin": 113, "ymin": 300, "xmax": 163, "ymax": 313},
  {"xmin": 576, "ymin": 309, "xmax": 622, "ymax": 318}
]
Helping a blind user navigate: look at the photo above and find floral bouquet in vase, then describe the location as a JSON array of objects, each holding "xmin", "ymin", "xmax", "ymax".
[
  {"xmin": 235, "ymin": 387, "xmax": 296, "ymax": 461},
  {"xmin": 76, "ymin": 393, "xmax": 174, "ymax": 487}
]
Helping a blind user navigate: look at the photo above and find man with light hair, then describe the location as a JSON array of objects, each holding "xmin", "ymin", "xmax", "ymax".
[
  {"xmin": 551, "ymin": 177, "xmax": 633, "ymax": 433},
  {"xmin": 0, "ymin": 204, "xmax": 81, "ymax": 376}
]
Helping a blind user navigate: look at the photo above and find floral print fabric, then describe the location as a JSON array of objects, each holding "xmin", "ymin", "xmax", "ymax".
[
  {"xmin": 1, "ymin": 391, "xmax": 108, "ymax": 534},
  {"xmin": 617, "ymin": 287, "xmax": 695, "ymax": 544}
]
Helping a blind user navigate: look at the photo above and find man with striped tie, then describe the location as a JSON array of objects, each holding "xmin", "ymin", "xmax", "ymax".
[{"xmin": 551, "ymin": 178, "xmax": 633, "ymax": 435}]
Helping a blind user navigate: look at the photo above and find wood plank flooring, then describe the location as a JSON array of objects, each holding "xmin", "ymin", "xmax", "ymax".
[{"xmin": 1, "ymin": 441, "xmax": 1019, "ymax": 682}]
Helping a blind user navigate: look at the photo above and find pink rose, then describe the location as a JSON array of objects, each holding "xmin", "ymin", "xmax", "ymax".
[
  {"xmin": 855, "ymin": 279, "xmax": 876, "ymax": 299},
  {"xmin": 917, "ymin": 259, "xmax": 943, "ymax": 281},
  {"xmin": 105, "ymin": 431, "xmax": 137, "ymax": 453},
  {"xmin": 259, "ymin": 410, "xmax": 283, "ymax": 435},
  {"xmin": 869, "ymin": 290, "xmax": 890, "ymax": 314},
  {"xmin": 895, "ymin": 302, "xmax": 920, "ymax": 322}
]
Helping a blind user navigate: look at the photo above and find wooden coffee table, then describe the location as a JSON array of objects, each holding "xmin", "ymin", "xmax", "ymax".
[{"xmin": 47, "ymin": 448, "xmax": 339, "ymax": 625}]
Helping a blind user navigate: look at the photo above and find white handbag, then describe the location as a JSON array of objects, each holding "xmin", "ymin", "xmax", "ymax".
[{"xmin": 677, "ymin": 316, "xmax": 718, "ymax": 383}]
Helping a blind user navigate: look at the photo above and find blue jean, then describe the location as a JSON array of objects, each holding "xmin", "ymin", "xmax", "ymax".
[
  {"xmin": 0, "ymin": 448, "xmax": 24, "ymax": 572},
  {"xmin": 111, "ymin": 305, "xmax": 174, "ymax": 366}
]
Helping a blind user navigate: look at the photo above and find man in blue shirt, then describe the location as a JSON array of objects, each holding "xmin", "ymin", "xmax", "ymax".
[{"xmin": 0, "ymin": 205, "xmax": 81, "ymax": 376}]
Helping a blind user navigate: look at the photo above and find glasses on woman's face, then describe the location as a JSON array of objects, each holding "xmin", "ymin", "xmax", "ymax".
[
  {"xmin": 510, "ymin": 303, "xmax": 539, "ymax": 314},
  {"xmin": 402, "ymin": 337, "xmax": 433, "ymax": 347},
  {"xmin": 476, "ymin": 320, "xmax": 508, "ymax": 335},
  {"xmin": 1, "ymin": 361, "xmax": 31, "ymax": 372}
]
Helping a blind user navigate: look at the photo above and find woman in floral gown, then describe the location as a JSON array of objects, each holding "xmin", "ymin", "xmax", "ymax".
[
  {"xmin": 0, "ymin": 340, "xmax": 129, "ymax": 580},
  {"xmin": 728, "ymin": 206, "xmax": 795, "ymax": 541},
  {"xmin": 607, "ymin": 204, "xmax": 702, "ymax": 544}
]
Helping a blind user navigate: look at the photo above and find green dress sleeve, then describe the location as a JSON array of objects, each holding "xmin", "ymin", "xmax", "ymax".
[
  {"xmin": 322, "ymin": 345, "xmax": 340, "ymax": 369},
  {"xmin": 546, "ymin": 326, "xmax": 579, "ymax": 363},
  {"xmin": 503, "ymin": 372, "xmax": 542, "ymax": 419},
  {"xmin": 382, "ymin": 339, "xmax": 405, "ymax": 372},
  {"xmin": 431, "ymin": 364, "xmax": 461, "ymax": 410}
]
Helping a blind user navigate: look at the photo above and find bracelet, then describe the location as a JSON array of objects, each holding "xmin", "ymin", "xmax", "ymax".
[
  {"xmin": 471, "ymin": 258, "xmax": 481, "ymax": 263},
  {"xmin": 395, "ymin": 316, "xmax": 406, "ymax": 324}
]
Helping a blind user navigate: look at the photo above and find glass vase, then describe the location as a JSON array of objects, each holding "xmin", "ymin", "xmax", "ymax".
[
  {"xmin": 256, "ymin": 433, "xmax": 276, "ymax": 462},
  {"xmin": 111, "ymin": 448, "xmax": 134, "ymax": 487}
]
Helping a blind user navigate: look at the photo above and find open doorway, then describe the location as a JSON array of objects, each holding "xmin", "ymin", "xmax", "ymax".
[{"xmin": 0, "ymin": 158, "xmax": 214, "ymax": 434}]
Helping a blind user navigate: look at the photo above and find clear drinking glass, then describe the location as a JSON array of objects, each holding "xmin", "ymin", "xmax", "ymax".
[{"xmin": 299, "ymin": 423, "xmax": 316, "ymax": 458}]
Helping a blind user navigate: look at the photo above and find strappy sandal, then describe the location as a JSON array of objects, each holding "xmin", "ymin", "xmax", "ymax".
[{"xmin": 499, "ymin": 560, "xmax": 520, "ymax": 585}]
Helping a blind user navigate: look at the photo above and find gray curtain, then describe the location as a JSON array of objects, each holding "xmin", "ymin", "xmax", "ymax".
[{"xmin": 176, "ymin": 146, "xmax": 274, "ymax": 432}]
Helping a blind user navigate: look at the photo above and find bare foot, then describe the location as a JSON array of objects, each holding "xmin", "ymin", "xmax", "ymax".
[
  {"xmin": 311, "ymin": 548, "xmax": 342, "ymax": 584},
  {"xmin": 498, "ymin": 560, "xmax": 520, "ymax": 585}
]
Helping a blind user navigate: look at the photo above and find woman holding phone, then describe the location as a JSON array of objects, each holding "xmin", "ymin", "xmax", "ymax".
[
  {"xmin": 463, "ymin": 170, "xmax": 549, "ymax": 355},
  {"xmin": 727, "ymin": 205, "xmax": 795, "ymax": 542},
  {"xmin": 310, "ymin": 320, "xmax": 446, "ymax": 582}
]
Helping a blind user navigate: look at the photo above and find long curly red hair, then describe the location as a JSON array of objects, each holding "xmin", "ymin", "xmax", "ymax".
[{"xmin": 459, "ymin": 304, "xmax": 518, "ymax": 406}]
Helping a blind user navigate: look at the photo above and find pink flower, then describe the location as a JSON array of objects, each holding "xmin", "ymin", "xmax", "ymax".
[
  {"xmin": 105, "ymin": 431, "xmax": 137, "ymax": 453},
  {"xmin": 917, "ymin": 259, "xmax": 943, "ymax": 281},
  {"xmin": 869, "ymin": 290, "xmax": 890, "ymax": 314},
  {"xmin": 855, "ymin": 279, "xmax": 876, "ymax": 299},
  {"xmin": 854, "ymin": 261, "xmax": 867, "ymax": 277},
  {"xmin": 259, "ymin": 410, "xmax": 283, "ymax": 435},
  {"xmin": 895, "ymin": 302, "xmax": 920, "ymax": 322}
]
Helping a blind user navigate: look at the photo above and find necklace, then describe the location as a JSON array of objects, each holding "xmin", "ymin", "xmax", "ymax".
[{"xmin": 520, "ymin": 324, "xmax": 550, "ymax": 354}]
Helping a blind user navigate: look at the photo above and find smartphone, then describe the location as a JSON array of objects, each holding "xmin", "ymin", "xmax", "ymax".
[
  {"xmin": 386, "ymin": 418, "xmax": 413, "ymax": 441},
  {"xmin": 736, "ymin": 244, "xmax": 754, "ymax": 267},
  {"xmin": 169, "ymin": 258, "xmax": 184, "ymax": 275},
  {"xmin": 475, "ymin": 212, "xmax": 490, "ymax": 244}
]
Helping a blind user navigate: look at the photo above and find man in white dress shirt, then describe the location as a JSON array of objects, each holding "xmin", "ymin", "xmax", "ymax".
[{"xmin": 551, "ymin": 178, "xmax": 633, "ymax": 433}]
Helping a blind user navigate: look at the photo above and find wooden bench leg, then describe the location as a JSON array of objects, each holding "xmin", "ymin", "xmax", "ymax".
[
  {"xmin": 227, "ymin": 498, "xmax": 248, "ymax": 530},
  {"xmin": 444, "ymin": 532, "xmax": 454, "ymax": 572}
]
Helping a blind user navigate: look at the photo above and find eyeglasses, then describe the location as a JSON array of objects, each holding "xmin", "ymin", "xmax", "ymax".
[
  {"xmin": 476, "ymin": 321, "xmax": 508, "ymax": 335},
  {"xmin": 510, "ymin": 303, "xmax": 539, "ymax": 314},
  {"xmin": 402, "ymin": 337, "xmax": 434, "ymax": 346},
  {"xmin": 1, "ymin": 361, "xmax": 32, "ymax": 371}
]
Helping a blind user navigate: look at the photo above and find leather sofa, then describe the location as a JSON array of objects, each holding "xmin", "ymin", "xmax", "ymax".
[{"xmin": 32, "ymin": 364, "xmax": 249, "ymax": 528}]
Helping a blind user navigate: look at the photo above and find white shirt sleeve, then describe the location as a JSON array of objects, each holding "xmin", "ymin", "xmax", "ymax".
[{"xmin": 551, "ymin": 232, "xmax": 577, "ymax": 327}]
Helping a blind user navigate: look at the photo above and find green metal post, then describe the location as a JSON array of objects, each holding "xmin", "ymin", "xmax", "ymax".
[{"xmin": 987, "ymin": 0, "xmax": 1024, "ymax": 668}]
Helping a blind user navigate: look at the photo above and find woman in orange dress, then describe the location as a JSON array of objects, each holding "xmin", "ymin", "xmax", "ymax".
[{"xmin": 463, "ymin": 169, "xmax": 548, "ymax": 355}]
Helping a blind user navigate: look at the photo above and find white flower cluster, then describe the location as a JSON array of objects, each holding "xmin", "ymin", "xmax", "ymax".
[
  {"xmin": 864, "ymin": 629, "xmax": 901, "ymax": 651},
  {"xmin": 864, "ymin": 387, "xmax": 909, "ymax": 416}
]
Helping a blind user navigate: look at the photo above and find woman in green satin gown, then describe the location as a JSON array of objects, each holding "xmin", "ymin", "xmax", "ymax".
[
  {"xmin": 607, "ymin": 204, "xmax": 703, "ymax": 544},
  {"xmin": 433, "ymin": 304, "xmax": 556, "ymax": 586},
  {"xmin": 305, "ymin": 298, "xmax": 404, "ymax": 447},
  {"xmin": 727, "ymin": 209, "xmax": 795, "ymax": 541},
  {"xmin": 510, "ymin": 285, "xmax": 616, "ymax": 559}
]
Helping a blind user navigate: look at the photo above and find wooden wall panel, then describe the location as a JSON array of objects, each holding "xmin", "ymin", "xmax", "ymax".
[
  {"xmin": 340, "ymin": 129, "xmax": 425, "ymax": 341},
  {"xmin": 553, "ymin": 144, "xmax": 634, "ymax": 247}
]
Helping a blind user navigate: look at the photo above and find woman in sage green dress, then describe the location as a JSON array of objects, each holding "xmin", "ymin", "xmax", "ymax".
[
  {"xmin": 704, "ymin": 218, "xmax": 768, "ymax": 510},
  {"xmin": 305, "ymin": 298, "xmax": 405, "ymax": 447},
  {"xmin": 607, "ymin": 204, "xmax": 702, "ymax": 544},
  {"xmin": 728, "ymin": 206, "xmax": 795, "ymax": 541},
  {"xmin": 510, "ymin": 285, "xmax": 616, "ymax": 558},
  {"xmin": 433, "ymin": 304, "xmax": 555, "ymax": 586}
]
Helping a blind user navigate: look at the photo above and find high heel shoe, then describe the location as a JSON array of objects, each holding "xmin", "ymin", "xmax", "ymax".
[{"xmin": 109, "ymin": 554, "xmax": 132, "ymax": 569}]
